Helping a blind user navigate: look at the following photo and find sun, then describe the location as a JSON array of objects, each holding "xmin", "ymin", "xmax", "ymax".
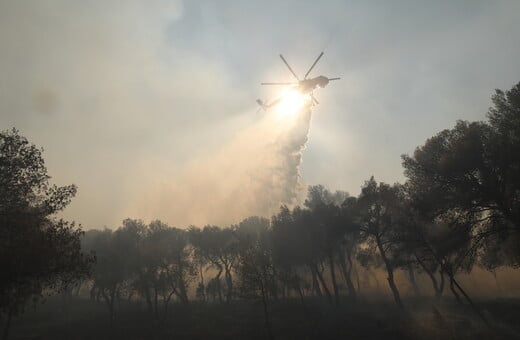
[{"xmin": 276, "ymin": 89, "xmax": 309, "ymax": 116}]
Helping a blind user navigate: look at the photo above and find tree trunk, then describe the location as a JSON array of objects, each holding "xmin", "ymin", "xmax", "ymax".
[
  {"xmin": 260, "ymin": 280, "xmax": 274, "ymax": 340},
  {"xmin": 449, "ymin": 274, "xmax": 490, "ymax": 326},
  {"xmin": 102, "ymin": 286, "xmax": 116, "ymax": 327},
  {"xmin": 491, "ymin": 270, "xmax": 502, "ymax": 292},
  {"xmin": 376, "ymin": 236, "xmax": 403, "ymax": 309},
  {"xmin": 416, "ymin": 255, "xmax": 441, "ymax": 297},
  {"xmin": 199, "ymin": 263, "xmax": 206, "ymax": 302},
  {"xmin": 162, "ymin": 290, "xmax": 176, "ymax": 321},
  {"xmin": 328, "ymin": 252, "xmax": 340, "ymax": 306},
  {"xmin": 422, "ymin": 238, "xmax": 489, "ymax": 326},
  {"xmin": 216, "ymin": 269, "xmax": 223, "ymax": 303},
  {"xmin": 407, "ymin": 263, "xmax": 421, "ymax": 296},
  {"xmin": 310, "ymin": 267, "xmax": 322, "ymax": 297},
  {"xmin": 75, "ymin": 282, "xmax": 82, "ymax": 296},
  {"xmin": 90, "ymin": 284, "xmax": 97, "ymax": 300},
  {"xmin": 438, "ymin": 270, "xmax": 445, "ymax": 296},
  {"xmin": 153, "ymin": 285, "xmax": 159, "ymax": 318},
  {"xmin": 386, "ymin": 269, "xmax": 403, "ymax": 309},
  {"xmin": 271, "ymin": 264, "xmax": 279, "ymax": 301},
  {"xmin": 110, "ymin": 289, "xmax": 116, "ymax": 326},
  {"xmin": 312, "ymin": 263, "xmax": 332, "ymax": 304},
  {"xmin": 224, "ymin": 267, "xmax": 233, "ymax": 303},
  {"xmin": 280, "ymin": 281, "xmax": 286, "ymax": 300},
  {"xmin": 177, "ymin": 258, "xmax": 189, "ymax": 305},
  {"xmin": 176, "ymin": 271, "xmax": 189, "ymax": 305},
  {"xmin": 449, "ymin": 277, "xmax": 462, "ymax": 304},
  {"xmin": 338, "ymin": 248, "xmax": 357, "ymax": 299},
  {"xmin": 354, "ymin": 265, "xmax": 361, "ymax": 293},
  {"xmin": 296, "ymin": 281, "xmax": 309, "ymax": 314}
]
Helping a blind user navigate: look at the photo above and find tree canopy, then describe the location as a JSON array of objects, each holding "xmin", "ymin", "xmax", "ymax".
[{"xmin": 0, "ymin": 128, "xmax": 93, "ymax": 337}]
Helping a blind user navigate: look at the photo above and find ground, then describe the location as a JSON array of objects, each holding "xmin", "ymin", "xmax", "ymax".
[{"xmin": 7, "ymin": 297, "xmax": 520, "ymax": 339}]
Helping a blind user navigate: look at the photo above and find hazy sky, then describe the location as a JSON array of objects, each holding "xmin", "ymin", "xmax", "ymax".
[{"xmin": 1, "ymin": 1, "xmax": 520, "ymax": 229}]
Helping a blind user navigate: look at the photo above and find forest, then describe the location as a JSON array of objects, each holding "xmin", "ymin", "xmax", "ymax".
[{"xmin": 1, "ymin": 83, "xmax": 520, "ymax": 339}]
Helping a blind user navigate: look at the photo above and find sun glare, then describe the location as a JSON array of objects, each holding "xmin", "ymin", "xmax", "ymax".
[{"xmin": 277, "ymin": 89, "xmax": 308, "ymax": 116}]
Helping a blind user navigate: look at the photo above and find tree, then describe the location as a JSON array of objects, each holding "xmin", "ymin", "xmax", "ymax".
[
  {"xmin": 117, "ymin": 219, "xmax": 148, "ymax": 313},
  {"xmin": 271, "ymin": 206, "xmax": 313, "ymax": 305},
  {"xmin": 289, "ymin": 206, "xmax": 333, "ymax": 302},
  {"xmin": 0, "ymin": 129, "xmax": 92, "ymax": 339},
  {"xmin": 86, "ymin": 220, "xmax": 196, "ymax": 322},
  {"xmin": 235, "ymin": 216, "xmax": 275, "ymax": 340},
  {"xmin": 271, "ymin": 204, "xmax": 336, "ymax": 304},
  {"xmin": 86, "ymin": 229, "xmax": 126, "ymax": 325},
  {"xmin": 339, "ymin": 196, "xmax": 361, "ymax": 299},
  {"xmin": 304, "ymin": 185, "xmax": 351, "ymax": 306},
  {"xmin": 402, "ymin": 82, "xmax": 520, "ymax": 268},
  {"xmin": 189, "ymin": 226, "xmax": 238, "ymax": 303},
  {"xmin": 147, "ymin": 222, "xmax": 195, "ymax": 316},
  {"xmin": 394, "ymin": 212, "xmax": 446, "ymax": 298},
  {"xmin": 399, "ymin": 209, "xmax": 474, "ymax": 300},
  {"xmin": 399, "ymin": 83, "xmax": 520, "ymax": 323},
  {"xmin": 357, "ymin": 177, "xmax": 405, "ymax": 309}
]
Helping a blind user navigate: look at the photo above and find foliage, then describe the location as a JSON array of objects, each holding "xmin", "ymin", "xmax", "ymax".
[
  {"xmin": 0, "ymin": 129, "xmax": 93, "ymax": 333},
  {"xmin": 402, "ymin": 82, "xmax": 520, "ymax": 267}
]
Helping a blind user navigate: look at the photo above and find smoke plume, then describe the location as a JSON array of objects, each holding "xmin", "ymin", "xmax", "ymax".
[{"xmin": 129, "ymin": 107, "xmax": 312, "ymax": 227}]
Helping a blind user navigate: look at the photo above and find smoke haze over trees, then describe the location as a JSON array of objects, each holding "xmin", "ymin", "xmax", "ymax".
[{"xmin": 2, "ymin": 83, "xmax": 520, "ymax": 339}]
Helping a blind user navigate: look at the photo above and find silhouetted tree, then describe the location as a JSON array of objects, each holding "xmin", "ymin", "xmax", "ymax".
[
  {"xmin": 0, "ymin": 128, "xmax": 92, "ymax": 339},
  {"xmin": 291, "ymin": 206, "xmax": 333, "ymax": 303},
  {"xmin": 235, "ymin": 216, "xmax": 275, "ymax": 340},
  {"xmin": 271, "ymin": 206, "xmax": 312, "ymax": 305},
  {"xmin": 403, "ymin": 82, "xmax": 520, "ymax": 268},
  {"xmin": 304, "ymin": 185, "xmax": 350, "ymax": 306},
  {"xmin": 116, "ymin": 219, "xmax": 149, "ymax": 313},
  {"xmin": 146, "ymin": 221, "xmax": 195, "ymax": 316},
  {"xmin": 357, "ymin": 177, "xmax": 405, "ymax": 308},
  {"xmin": 339, "ymin": 196, "xmax": 361, "ymax": 299},
  {"xmin": 189, "ymin": 226, "xmax": 238, "ymax": 302},
  {"xmin": 88, "ymin": 225, "xmax": 138, "ymax": 325},
  {"xmin": 86, "ymin": 220, "xmax": 196, "ymax": 321},
  {"xmin": 397, "ymin": 215, "xmax": 446, "ymax": 297}
]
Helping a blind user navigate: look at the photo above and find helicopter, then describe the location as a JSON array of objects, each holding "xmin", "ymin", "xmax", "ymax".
[{"xmin": 257, "ymin": 51, "xmax": 340, "ymax": 110}]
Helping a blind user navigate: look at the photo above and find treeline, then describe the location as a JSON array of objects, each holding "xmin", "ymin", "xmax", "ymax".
[{"xmin": 1, "ymin": 82, "xmax": 519, "ymax": 337}]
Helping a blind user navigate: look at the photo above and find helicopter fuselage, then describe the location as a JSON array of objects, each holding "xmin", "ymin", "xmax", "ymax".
[{"xmin": 297, "ymin": 76, "xmax": 330, "ymax": 93}]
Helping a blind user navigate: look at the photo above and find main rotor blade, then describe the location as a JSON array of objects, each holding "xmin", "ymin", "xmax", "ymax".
[
  {"xmin": 304, "ymin": 51, "xmax": 324, "ymax": 79},
  {"xmin": 260, "ymin": 82, "xmax": 297, "ymax": 85},
  {"xmin": 279, "ymin": 54, "xmax": 300, "ymax": 81},
  {"xmin": 328, "ymin": 77, "xmax": 341, "ymax": 81}
]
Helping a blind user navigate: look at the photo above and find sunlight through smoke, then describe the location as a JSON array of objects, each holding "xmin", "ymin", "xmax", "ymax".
[{"xmin": 276, "ymin": 89, "xmax": 310, "ymax": 117}]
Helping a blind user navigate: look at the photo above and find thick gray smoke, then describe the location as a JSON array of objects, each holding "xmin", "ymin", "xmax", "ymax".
[{"xmin": 126, "ymin": 107, "xmax": 313, "ymax": 227}]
